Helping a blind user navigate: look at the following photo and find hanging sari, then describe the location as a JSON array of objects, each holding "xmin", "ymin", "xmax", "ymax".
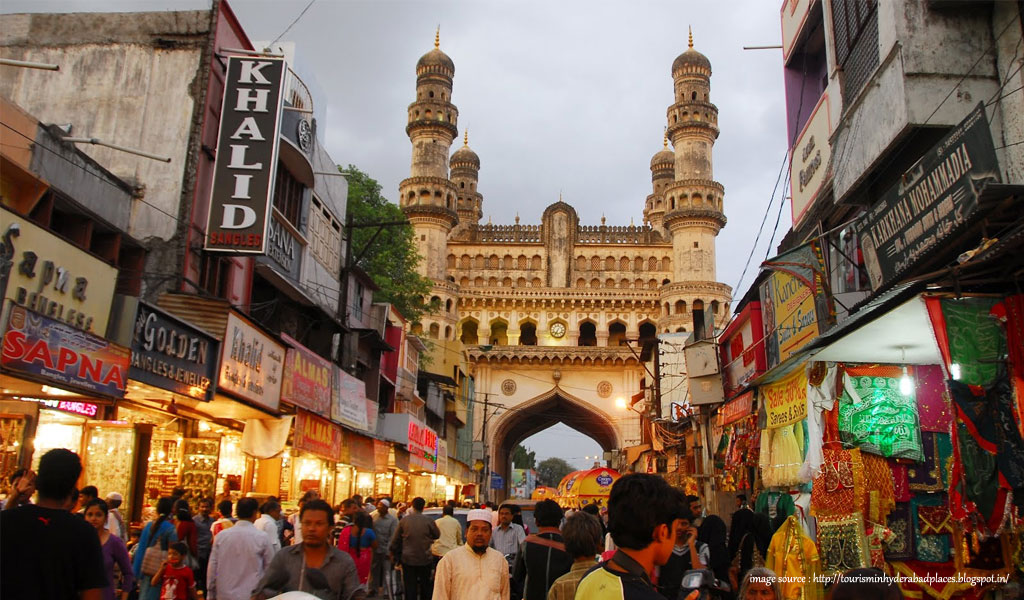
[
  {"xmin": 810, "ymin": 446, "xmax": 865, "ymax": 517},
  {"xmin": 766, "ymin": 515, "xmax": 822, "ymax": 600},
  {"xmin": 860, "ymin": 451, "xmax": 895, "ymax": 522}
]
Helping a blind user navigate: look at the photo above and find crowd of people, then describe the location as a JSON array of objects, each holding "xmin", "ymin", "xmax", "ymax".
[{"xmin": 1, "ymin": 450, "xmax": 905, "ymax": 600}]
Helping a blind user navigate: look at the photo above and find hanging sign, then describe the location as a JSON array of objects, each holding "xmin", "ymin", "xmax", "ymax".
[
  {"xmin": 856, "ymin": 102, "xmax": 1000, "ymax": 290},
  {"xmin": 129, "ymin": 303, "xmax": 218, "ymax": 401},
  {"xmin": 293, "ymin": 409, "xmax": 342, "ymax": 462},
  {"xmin": 331, "ymin": 366, "xmax": 370, "ymax": 432},
  {"xmin": 205, "ymin": 56, "xmax": 287, "ymax": 254},
  {"xmin": 762, "ymin": 366, "xmax": 808, "ymax": 429},
  {"xmin": 1, "ymin": 304, "xmax": 129, "ymax": 398},
  {"xmin": 720, "ymin": 390, "xmax": 754, "ymax": 427},
  {"xmin": 218, "ymin": 312, "xmax": 284, "ymax": 412},
  {"xmin": 281, "ymin": 333, "xmax": 331, "ymax": 416}
]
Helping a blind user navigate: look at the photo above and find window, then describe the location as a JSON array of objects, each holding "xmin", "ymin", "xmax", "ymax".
[
  {"xmin": 832, "ymin": 0, "xmax": 879, "ymax": 104},
  {"xmin": 273, "ymin": 162, "xmax": 305, "ymax": 228},
  {"xmin": 309, "ymin": 196, "xmax": 342, "ymax": 273},
  {"xmin": 198, "ymin": 252, "xmax": 231, "ymax": 299},
  {"xmin": 353, "ymin": 281, "xmax": 365, "ymax": 320}
]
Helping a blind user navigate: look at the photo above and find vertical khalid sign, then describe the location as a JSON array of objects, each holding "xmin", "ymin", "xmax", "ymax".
[{"xmin": 205, "ymin": 56, "xmax": 287, "ymax": 254}]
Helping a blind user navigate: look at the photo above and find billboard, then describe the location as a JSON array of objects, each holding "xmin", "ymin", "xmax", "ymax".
[
  {"xmin": 129, "ymin": 303, "xmax": 218, "ymax": 401},
  {"xmin": 205, "ymin": 56, "xmax": 287, "ymax": 254},
  {"xmin": 218, "ymin": 312, "xmax": 285, "ymax": 412}
]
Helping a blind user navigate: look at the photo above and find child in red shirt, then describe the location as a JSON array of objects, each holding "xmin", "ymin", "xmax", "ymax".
[{"xmin": 151, "ymin": 542, "xmax": 196, "ymax": 600}]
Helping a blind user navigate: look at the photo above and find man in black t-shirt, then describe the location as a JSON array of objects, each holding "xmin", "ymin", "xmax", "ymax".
[
  {"xmin": 513, "ymin": 499, "xmax": 573, "ymax": 600},
  {"xmin": 1, "ymin": 448, "xmax": 107, "ymax": 600}
]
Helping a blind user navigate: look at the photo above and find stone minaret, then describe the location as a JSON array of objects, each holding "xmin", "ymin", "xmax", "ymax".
[
  {"xmin": 400, "ymin": 30, "xmax": 461, "ymax": 338},
  {"xmin": 659, "ymin": 29, "xmax": 732, "ymax": 334},
  {"xmin": 645, "ymin": 133, "xmax": 674, "ymax": 230},
  {"xmin": 451, "ymin": 130, "xmax": 482, "ymax": 225}
]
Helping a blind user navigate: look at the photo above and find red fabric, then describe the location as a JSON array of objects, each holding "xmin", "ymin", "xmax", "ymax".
[
  {"xmin": 158, "ymin": 563, "xmax": 194, "ymax": 600},
  {"xmin": 890, "ymin": 463, "xmax": 911, "ymax": 502},
  {"xmin": 925, "ymin": 296, "xmax": 954, "ymax": 373},
  {"xmin": 991, "ymin": 295, "xmax": 1024, "ymax": 439},
  {"xmin": 337, "ymin": 525, "xmax": 373, "ymax": 584},
  {"xmin": 175, "ymin": 520, "xmax": 197, "ymax": 556}
]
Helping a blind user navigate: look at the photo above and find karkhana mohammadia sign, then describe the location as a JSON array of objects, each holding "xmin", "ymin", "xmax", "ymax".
[
  {"xmin": 2, "ymin": 303, "xmax": 130, "ymax": 398},
  {"xmin": 129, "ymin": 303, "xmax": 218, "ymax": 401},
  {"xmin": 856, "ymin": 102, "xmax": 1000, "ymax": 290},
  {"xmin": 205, "ymin": 56, "xmax": 287, "ymax": 254}
]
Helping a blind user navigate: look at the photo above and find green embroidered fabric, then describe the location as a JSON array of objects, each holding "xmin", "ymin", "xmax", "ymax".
[
  {"xmin": 940, "ymin": 298, "xmax": 1002, "ymax": 386},
  {"xmin": 840, "ymin": 374, "xmax": 924, "ymax": 461}
]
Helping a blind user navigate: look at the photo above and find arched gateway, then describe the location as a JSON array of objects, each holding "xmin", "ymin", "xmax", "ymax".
[{"xmin": 398, "ymin": 35, "xmax": 733, "ymax": 501}]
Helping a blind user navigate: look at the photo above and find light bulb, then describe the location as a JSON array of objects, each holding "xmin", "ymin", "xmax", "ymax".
[
  {"xmin": 951, "ymin": 363, "xmax": 961, "ymax": 380},
  {"xmin": 900, "ymin": 366, "xmax": 913, "ymax": 396}
]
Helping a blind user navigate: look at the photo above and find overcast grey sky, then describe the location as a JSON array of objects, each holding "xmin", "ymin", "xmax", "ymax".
[{"xmin": 5, "ymin": 0, "xmax": 792, "ymax": 469}]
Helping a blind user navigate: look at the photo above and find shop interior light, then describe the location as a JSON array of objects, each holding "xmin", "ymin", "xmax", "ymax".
[
  {"xmin": 951, "ymin": 363, "xmax": 961, "ymax": 380},
  {"xmin": 198, "ymin": 420, "xmax": 211, "ymax": 432},
  {"xmin": 899, "ymin": 348, "xmax": 914, "ymax": 396},
  {"xmin": 615, "ymin": 397, "xmax": 627, "ymax": 410},
  {"xmin": 41, "ymin": 385, "xmax": 77, "ymax": 397}
]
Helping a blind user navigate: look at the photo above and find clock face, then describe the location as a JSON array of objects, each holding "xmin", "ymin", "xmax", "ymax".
[{"xmin": 550, "ymin": 322, "xmax": 566, "ymax": 338}]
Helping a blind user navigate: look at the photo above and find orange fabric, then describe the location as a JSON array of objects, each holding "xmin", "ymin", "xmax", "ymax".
[
  {"xmin": 861, "ymin": 452, "xmax": 896, "ymax": 522},
  {"xmin": 811, "ymin": 446, "xmax": 865, "ymax": 516}
]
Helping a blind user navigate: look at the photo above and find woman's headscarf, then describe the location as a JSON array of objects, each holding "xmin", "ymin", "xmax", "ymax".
[{"xmin": 697, "ymin": 514, "xmax": 730, "ymax": 584}]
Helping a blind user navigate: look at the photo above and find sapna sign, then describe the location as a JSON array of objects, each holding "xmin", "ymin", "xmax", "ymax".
[
  {"xmin": 205, "ymin": 56, "xmax": 287, "ymax": 254},
  {"xmin": 2, "ymin": 304, "xmax": 130, "ymax": 398}
]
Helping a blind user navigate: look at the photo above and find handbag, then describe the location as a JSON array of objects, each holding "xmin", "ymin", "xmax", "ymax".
[
  {"xmin": 140, "ymin": 523, "xmax": 168, "ymax": 577},
  {"xmin": 730, "ymin": 533, "xmax": 765, "ymax": 570}
]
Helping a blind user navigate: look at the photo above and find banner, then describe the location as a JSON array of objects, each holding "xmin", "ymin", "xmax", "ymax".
[
  {"xmin": 281, "ymin": 333, "xmax": 331, "ymax": 416},
  {"xmin": 720, "ymin": 390, "xmax": 754, "ymax": 426},
  {"xmin": 345, "ymin": 430, "xmax": 376, "ymax": 471},
  {"xmin": 331, "ymin": 366, "xmax": 370, "ymax": 432},
  {"xmin": 218, "ymin": 312, "xmax": 284, "ymax": 412},
  {"xmin": 762, "ymin": 366, "xmax": 808, "ymax": 429},
  {"xmin": 205, "ymin": 56, "xmax": 287, "ymax": 254},
  {"xmin": 293, "ymin": 409, "xmax": 342, "ymax": 462},
  {"xmin": 129, "ymin": 303, "xmax": 218, "ymax": 401},
  {"xmin": 856, "ymin": 102, "xmax": 1000, "ymax": 290},
  {"xmin": 2, "ymin": 304, "xmax": 130, "ymax": 398}
]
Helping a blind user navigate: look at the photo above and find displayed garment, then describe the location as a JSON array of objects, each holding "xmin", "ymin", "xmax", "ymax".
[
  {"xmin": 864, "ymin": 522, "xmax": 895, "ymax": 570},
  {"xmin": 938, "ymin": 297, "xmax": 1002, "ymax": 386},
  {"xmin": 799, "ymin": 362, "xmax": 838, "ymax": 481},
  {"xmin": 907, "ymin": 432, "xmax": 952, "ymax": 493},
  {"xmin": 765, "ymin": 515, "xmax": 822, "ymax": 600},
  {"xmin": 954, "ymin": 525, "xmax": 1014, "ymax": 577},
  {"xmin": 912, "ymin": 495, "xmax": 952, "ymax": 563},
  {"xmin": 761, "ymin": 422, "xmax": 805, "ymax": 488},
  {"xmin": 915, "ymin": 365, "xmax": 953, "ymax": 432},
  {"xmin": 890, "ymin": 463, "xmax": 911, "ymax": 502},
  {"xmin": 816, "ymin": 512, "xmax": 870, "ymax": 577},
  {"xmin": 891, "ymin": 560, "xmax": 979, "ymax": 600},
  {"xmin": 810, "ymin": 446, "xmax": 865, "ymax": 517},
  {"xmin": 755, "ymin": 490, "xmax": 795, "ymax": 533},
  {"xmin": 950, "ymin": 374, "xmax": 1024, "ymax": 494},
  {"xmin": 839, "ymin": 365, "xmax": 924, "ymax": 461},
  {"xmin": 884, "ymin": 503, "xmax": 915, "ymax": 562},
  {"xmin": 713, "ymin": 428, "xmax": 730, "ymax": 470},
  {"xmin": 952, "ymin": 420, "xmax": 1003, "ymax": 528},
  {"xmin": 860, "ymin": 452, "xmax": 895, "ymax": 522},
  {"xmin": 990, "ymin": 295, "xmax": 1024, "ymax": 439}
]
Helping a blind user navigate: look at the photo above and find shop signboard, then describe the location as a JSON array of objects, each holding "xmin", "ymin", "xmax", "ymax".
[
  {"xmin": 490, "ymin": 472, "xmax": 504, "ymax": 490},
  {"xmin": 781, "ymin": 0, "xmax": 813, "ymax": 62},
  {"xmin": 129, "ymin": 303, "xmax": 218, "ymax": 401},
  {"xmin": 719, "ymin": 302, "xmax": 766, "ymax": 399},
  {"xmin": 1, "ymin": 304, "xmax": 130, "ymax": 398},
  {"xmin": 262, "ymin": 213, "xmax": 304, "ymax": 280},
  {"xmin": 856, "ymin": 102, "xmax": 1000, "ymax": 291},
  {"xmin": 344, "ymin": 429, "xmax": 376, "ymax": 471},
  {"xmin": 281, "ymin": 333, "xmax": 331, "ymax": 416},
  {"xmin": 789, "ymin": 93, "xmax": 832, "ymax": 227},
  {"xmin": 760, "ymin": 270, "xmax": 818, "ymax": 369},
  {"xmin": 381, "ymin": 413, "xmax": 437, "ymax": 472},
  {"xmin": 294, "ymin": 409, "xmax": 342, "ymax": 462},
  {"xmin": 762, "ymin": 366, "xmax": 808, "ymax": 429},
  {"xmin": 0, "ymin": 209, "xmax": 118, "ymax": 334},
  {"xmin": 719, "ymin": 390, "xmax": 754, "ymax": 427},
  {"xmin": 331, "ymin": 366, "xmax": 371, "ymax": 432},
  {"xmin": 218, "ymin": 312, "xmax": 284, "ymax": 412},
  {"xmin": 373, "ymin": 439, "xmax": 390, "ymax": 472},
  {"xmin": 436, "ymin": 439, "xmax": 448, "ymax": 475},
  {"xmin": 205, "ymin": 56, "xmax": 287, "ymax": 255},
  {"xmin": 22, "ymin": 397, "xmax": 100, "ymax": 418}
]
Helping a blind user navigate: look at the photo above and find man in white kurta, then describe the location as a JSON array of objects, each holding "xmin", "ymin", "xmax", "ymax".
[{"xmin": 432, "ymin": 509, "xmax": 509, "ymax": 600}]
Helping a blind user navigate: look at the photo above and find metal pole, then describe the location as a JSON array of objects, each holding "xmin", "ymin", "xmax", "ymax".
[
  {"xmin": 62, "ymin": 137, "xmax": 172, "ymax": 163},
  {"xmin": 481, "ymin": 392, "xmax": 490, "ymax": 504},
  {"xmin": 0, "ymin": 58, "xmax": 59, "ymax": 71},
  {"xmin": 653, "ymin": 338, "xmax": 662, "ymax": 420}
]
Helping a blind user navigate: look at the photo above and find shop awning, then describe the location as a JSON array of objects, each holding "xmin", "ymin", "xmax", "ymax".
[{"xmin": 803, "ymin": 283, "xmax": 943, "ymax": 365}]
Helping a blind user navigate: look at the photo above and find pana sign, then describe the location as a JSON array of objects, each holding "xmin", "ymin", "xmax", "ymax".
[
  {"xmin": 1, "ymin": 209, "xmax": 118, "ymax": 333},
  {"xmin": 129, "ymin": 303, "xmax": 218, "ymax": 401},
  {"xmin": 205, "ymin": 57, "xmax": 287, "ymax": 254},
  {"xmin": 218, "ymin": 312, "xmax": 284, "ymax": 411}
]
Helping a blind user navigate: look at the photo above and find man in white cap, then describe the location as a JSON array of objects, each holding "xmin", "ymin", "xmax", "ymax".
[
  {"xmin": 370, "ymin": 498, "xmax": 398, "ymax": 597},
  {"xmin": 432, "ymin": 508, "xmax": 509, "ymax": 600},
  {"xmin": 105, "ymin": 492, "xmax": 127, "ymax": 540}
]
